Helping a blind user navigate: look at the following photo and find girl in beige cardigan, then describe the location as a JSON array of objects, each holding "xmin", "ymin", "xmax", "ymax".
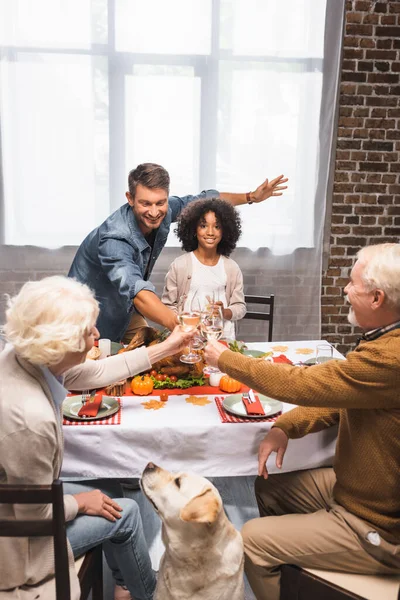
[{"xmin": 162, "ymin": 198, "xmax": 246, "ymax": 339}]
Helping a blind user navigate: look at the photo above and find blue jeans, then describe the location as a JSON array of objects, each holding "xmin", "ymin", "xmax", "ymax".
[{"xmin": 64, "ymin": 480, "xmax": 156, "ymax": 600}]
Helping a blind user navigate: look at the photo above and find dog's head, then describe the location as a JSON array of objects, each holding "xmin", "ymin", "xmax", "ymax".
[{"xmin": 141, "ymin": 462, "xmax": 222, "ymax": 526}]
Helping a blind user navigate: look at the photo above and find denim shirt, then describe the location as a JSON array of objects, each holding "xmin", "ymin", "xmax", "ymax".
[{"xmin": 68, "ymin": 190, "xmax": 219, "ymax": 341}]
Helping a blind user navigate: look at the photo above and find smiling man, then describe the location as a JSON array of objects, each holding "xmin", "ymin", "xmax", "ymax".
[
  {"xmin": 69, "ymin": 163, "xmax": 287, "ymax": 342},
  {"xmin": 204, "ymin": 242, "xmax": 400, "ymax": 600}
]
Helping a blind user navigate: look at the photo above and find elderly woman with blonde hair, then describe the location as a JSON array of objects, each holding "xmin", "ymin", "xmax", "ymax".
[{"xmin": 0, "ymin": 276, "xmax": 193, "ymax": 600}]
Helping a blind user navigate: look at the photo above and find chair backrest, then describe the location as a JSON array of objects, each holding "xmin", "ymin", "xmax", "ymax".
[
  {"xmin": 243, "ymin": 294, "xmax": 275, "ymax": 342},
  {"xmin": 0, "ymin": 479, "xmax": 71, "ymax": 600}
]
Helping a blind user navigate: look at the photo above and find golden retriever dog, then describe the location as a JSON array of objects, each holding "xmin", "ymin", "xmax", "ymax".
[{"xmin": 141, "ymin": 462, "xmax": 244, "ymax": 600}]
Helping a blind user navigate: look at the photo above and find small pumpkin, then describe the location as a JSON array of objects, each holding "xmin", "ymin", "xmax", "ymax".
[
  {"xmin": 131, "ymin": 374, "xmax": 154, "ymax": 396},
  {"xmin": 219, "ymin": 375, "xmax": 241, "ymax": 393}
]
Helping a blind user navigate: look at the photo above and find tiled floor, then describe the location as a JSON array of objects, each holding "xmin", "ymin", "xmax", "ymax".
[{"xmin": 103, "ymin": 476, "xmax": 259, "ymax": 600}]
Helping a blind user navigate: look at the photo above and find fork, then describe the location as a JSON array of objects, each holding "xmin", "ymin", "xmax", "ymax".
[{"xmin": 81, "ymin": 390, "xmax": 90, "ymax": 405}]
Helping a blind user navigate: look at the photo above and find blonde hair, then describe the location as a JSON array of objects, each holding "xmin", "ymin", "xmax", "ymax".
[
  {"xmin": 4, "ymin": 276, "xmax": 99, "ymax": 366},
  {"xmin": 357, "ymin": 243, "xmax": 400, "ymax": 309}
]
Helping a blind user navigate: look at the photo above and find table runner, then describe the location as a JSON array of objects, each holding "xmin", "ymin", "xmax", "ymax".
[{"xmin": 70, "ymin": 381, "xmax": 250, "ymax": 398}]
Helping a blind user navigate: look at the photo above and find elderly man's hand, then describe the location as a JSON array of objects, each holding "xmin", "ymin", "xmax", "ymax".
[
  {"xmin": 250, "ymin": 174, "xmax": 288, "ymax": 203},
  {"xmin": 258, "ymin": 427, "xmax": 289, "ymax": 479},
  {"xmin": 204, "ymin": 338, "xmax": 228, "ymax": 368}
]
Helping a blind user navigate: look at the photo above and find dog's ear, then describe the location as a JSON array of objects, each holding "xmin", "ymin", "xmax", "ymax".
[{"xmin": 180, "ymin": 488, "xmax": 220, "ymax": 524}]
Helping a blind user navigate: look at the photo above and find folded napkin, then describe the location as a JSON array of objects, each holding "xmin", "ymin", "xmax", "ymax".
[
  {"xmin": 273, "ymin": 354, "xmax": 293, "ymax": 364},
  {"xmin": 215, "ymin": 397, "xmax": 280, "ymax": 424},
  {"xmin": 77, "ymin": 392, "xmax": 103, "ymax": 418},
  {"xmin": 242, "ymin": 390, "xmax": 265, "ymax": 415}
]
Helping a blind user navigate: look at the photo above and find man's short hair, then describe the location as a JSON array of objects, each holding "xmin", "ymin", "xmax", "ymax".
[
  {"xmin": 5, "ymin": 276, "xmax": 99, "ymax": 366},
  {"xmin": 357, "ymin": 243, "xmax": 400, "ymax": 310},
  {"xmin": 128, "ymin": 163, "xmax": 170, "ymax": 198}
]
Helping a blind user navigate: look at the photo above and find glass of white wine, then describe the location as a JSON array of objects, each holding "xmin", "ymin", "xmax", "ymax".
[
  {"xmin": 201, "ymin": 305, "xmax": 224, "ymax": 375},
  {"xmin": 178, "ymin": 292, "xmax": 202, "ymax": 364}
]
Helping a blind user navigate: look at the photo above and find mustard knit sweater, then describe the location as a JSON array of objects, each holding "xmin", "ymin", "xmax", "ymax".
[{"xmin": 219, "ymin": 329, "xmax": 400, "ymax": 543}]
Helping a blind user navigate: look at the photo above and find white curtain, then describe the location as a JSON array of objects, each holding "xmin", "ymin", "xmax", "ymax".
[{"xmin": 0, "ymin": 0, "xmax": 345, "ymax": 340}]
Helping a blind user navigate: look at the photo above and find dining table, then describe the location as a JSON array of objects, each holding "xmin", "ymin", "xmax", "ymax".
[{"xmin": 61, "ymin": 340, "xmax": 344, "ymax": 479}]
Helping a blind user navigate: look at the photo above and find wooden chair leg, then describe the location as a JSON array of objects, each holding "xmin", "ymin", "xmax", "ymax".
[
  {"xmin": 78, "ymin": 545, "xmax": 103, "ymax": 600},
  {"xmin": 92, "ymin": 546, "xmax": 103, "ymax": 600}
]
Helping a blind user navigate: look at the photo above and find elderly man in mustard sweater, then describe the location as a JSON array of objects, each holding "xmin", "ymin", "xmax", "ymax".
[{"xmin": 204, "ymin": 242, "xmax": 400, "ymax": 600}]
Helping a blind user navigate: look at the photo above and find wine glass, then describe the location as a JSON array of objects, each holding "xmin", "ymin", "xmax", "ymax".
[
  {"xmin": 315, "ymin": 343, "xmax": 333, "ymax": 365},
  {"xmin": 189, "ymin": 293, "xmax": 206, "ymax": 351},
  {"xmin": 178, "ymin": 292, "xmax": 202, "ymax": 364},
  {"xmin": 201, "ymin": 304, "xmax": 224, "ymax": 375}
]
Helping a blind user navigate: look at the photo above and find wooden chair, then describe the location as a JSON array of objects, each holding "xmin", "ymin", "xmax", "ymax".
[
  {"xmin": 280, "ymin": 564, "xmax": 400, "ymax": 600},
  {"xmin": 241, "ymin": 294, "xmax": 275, "ymax": 342},
  {"xmin": 0, "ymin": 479, "xmax": 103, "ymax": 600}
]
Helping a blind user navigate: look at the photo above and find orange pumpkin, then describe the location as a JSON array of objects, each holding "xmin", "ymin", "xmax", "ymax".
[
  {"xmin": 131, "ymin": 374, "xmax": 154, "ymax": 396},
  {"xmin": 219, "ymin": 375, "xmax": 241, "ymax": 393}
]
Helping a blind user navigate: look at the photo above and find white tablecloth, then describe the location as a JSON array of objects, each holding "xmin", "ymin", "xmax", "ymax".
[{"xmin": 62, "ymin": 340, "xmax": 343, "ymax": 478}]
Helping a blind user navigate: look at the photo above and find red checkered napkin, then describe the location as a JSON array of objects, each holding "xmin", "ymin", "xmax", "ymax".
[
  {"xmin": 214, "ymin": 397, "xmax": 281, "ymax": 424},
  {"xmin": 63, "ymin": 398, "xmax": 123, "ymax": 426}
]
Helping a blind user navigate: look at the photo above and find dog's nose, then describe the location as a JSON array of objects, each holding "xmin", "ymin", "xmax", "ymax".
[{"xmin": 144, "ymin": 462, "xmax": 158, "ymax": 472}]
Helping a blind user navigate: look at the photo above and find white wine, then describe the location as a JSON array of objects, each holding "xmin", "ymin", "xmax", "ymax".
[
  {"xmin": 204, "ymin": 325, "xmax": 223, "ymax": 341},
  {"xmin": 179, "ymin": 311, "xmax": 200, "ymax": 332}
]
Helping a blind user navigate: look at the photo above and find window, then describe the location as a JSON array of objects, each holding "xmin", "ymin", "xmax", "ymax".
[{"xmin": 0, "ymin": 0, "xmax": 341, "ymax": 255}]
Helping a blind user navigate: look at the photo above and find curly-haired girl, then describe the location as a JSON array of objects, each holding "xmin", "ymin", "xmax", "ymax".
[{"xmin": 162, "ymin": 198, "xmax": 246, "ymax": 339}]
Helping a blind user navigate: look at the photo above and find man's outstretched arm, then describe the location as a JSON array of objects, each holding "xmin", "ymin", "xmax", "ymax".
[
  {"xmin": 134, "ymin": 290, "xmax": 178, "ymax": 331},
  {"xmin": 220, "ymin": 174, "xmax": 288, "ymax": 206}
]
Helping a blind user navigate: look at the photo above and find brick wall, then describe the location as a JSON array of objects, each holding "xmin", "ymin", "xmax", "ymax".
[{"xmin": 322, "ymin": 0, "xmax": 400, "ymax": 355}]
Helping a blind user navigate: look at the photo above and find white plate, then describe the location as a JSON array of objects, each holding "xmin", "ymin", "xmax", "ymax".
[
  {"xmin": 222, "ymin": 394, "xmax": 283, "ymax": 419},
  {"xmin": 63, "ymin": 395, "xmax": 120, "ymax": 421}
]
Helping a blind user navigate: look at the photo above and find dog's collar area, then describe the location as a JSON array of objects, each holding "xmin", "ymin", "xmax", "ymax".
[{"xmin": 148, "ymin": 496, "xmax": 158, "ymax": 512}]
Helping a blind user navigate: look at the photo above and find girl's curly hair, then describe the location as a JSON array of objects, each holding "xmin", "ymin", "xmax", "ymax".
[{"xmin": 175, "ymin": 198, "xmax": 242, "ymax": 256}]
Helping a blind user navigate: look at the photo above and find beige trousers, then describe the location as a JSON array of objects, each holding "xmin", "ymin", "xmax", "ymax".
[
  {"xmin": 242, "ymin": 468, "xmax": 400, "ymax": 600},
  {"xmin": 121, "ymin": 312, "xmax": 148, "ymax": 344}
]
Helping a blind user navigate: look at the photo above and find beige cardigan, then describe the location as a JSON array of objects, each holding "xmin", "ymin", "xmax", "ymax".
[
  {"xmin": 0, "ymin": 345, "xmax": 151, "ymax": 600},
  {"xmin": 161, "ymin": 252, "xmax": 246, "ymax": 321}
]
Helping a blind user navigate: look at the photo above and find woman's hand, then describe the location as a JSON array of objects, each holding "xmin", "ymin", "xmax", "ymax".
[
  {"xmin": 164, "ymin": 325, "xmax": 195, "ymax": 354},
  {"xmin": 147, "ymin": 326, "xmax": 195, "ymax": 366},
  {"xmin": 73, "ymin": 489, "xmax": 123, "ymax": 522},
  {"xmin": 258, "ymin": 427, "xmax": 289, "ymax": 479},
  {"xmin": 204, "ymin": 338, "xmax": 228, "ymax": 368}
]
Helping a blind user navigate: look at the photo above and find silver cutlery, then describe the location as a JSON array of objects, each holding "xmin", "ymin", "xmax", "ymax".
[
  {"xmin": 81, "ymin": 390, "xmax": 95, "ymax": 404},
  {"xmin": 248, "ymin": 389, "xmax": 257, "ymax": 404}
]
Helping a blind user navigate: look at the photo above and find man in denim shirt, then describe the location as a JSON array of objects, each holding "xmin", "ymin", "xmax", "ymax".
[{"xmin": 69, "ymin": 163, "xmax": 287, "ymax": 342}]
